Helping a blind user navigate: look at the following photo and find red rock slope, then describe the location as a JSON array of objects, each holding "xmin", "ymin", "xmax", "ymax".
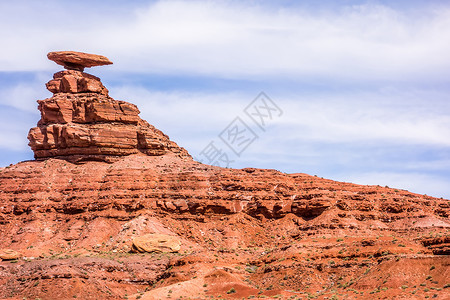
[{"xmin": 0, "ymin": 52, "xmax": 448, "ymax": 300}]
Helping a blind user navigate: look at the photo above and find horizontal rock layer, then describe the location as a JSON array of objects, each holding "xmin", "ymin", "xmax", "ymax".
[
  {"xmin": 0, "ymin": 155, "xmax": 448, "ymax": 299},
  {"xmin": 5, "ymin": 51, "xmax": 448, "ymax": 299},
  {"xmin": 46, "ymin": 70, "xmax": 109, "ymax": 95},
  {"xmin": 1, "ymin": 155, "xmax": 447, "ymax": 224},
  {"xmin": 28, "ymin": 93, "xmax": 190, "ymax": 163}
]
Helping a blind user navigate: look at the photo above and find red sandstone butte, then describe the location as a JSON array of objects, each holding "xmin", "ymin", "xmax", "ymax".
[{"xmin": 0, "ymin": 51, "xmax": 448, "ymax": 300}]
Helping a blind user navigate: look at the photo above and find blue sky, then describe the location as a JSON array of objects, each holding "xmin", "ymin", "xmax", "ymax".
[{"xmin": 1, "ymin": 0, "xmax": 449, "ymax": 199}]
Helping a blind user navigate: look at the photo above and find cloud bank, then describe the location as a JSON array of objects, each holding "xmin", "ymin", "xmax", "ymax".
[{"xmin": 1, "ymin": 1, "xmax": 450, "ymax": 81}]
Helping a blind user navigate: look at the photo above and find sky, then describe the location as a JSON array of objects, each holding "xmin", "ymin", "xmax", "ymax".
[{"xmin": 0, "ymin": 0, "xmax": 449, "ymax": 199}]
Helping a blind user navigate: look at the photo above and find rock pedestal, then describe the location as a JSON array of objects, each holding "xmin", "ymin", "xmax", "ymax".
[
  {"xmin": 46, "ymin": 70, "xmax": 109, "ymax": 95},
  {"xmin": 28, "ymin": 51, "xmax": 190, "ymax": 163}
]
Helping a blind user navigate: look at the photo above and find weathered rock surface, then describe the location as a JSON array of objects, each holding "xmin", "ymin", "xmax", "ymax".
[
  {"xmin": 46, "ymin": 70, "xmax": 109, "ymax": 95},
  {"xmin": 0, "ymin": 249, "xmax": 21, "ymax": 261},
  {"xmin": 1, "ymin": 51, "xmax": 449, "ymax": 299},
  {"xmin": 28, "ymin": 52, "xmax": 190, "ymax": 163},
  {"xmin": 132, "ymin": 234, "xmax": 182, "ymax": 253},
  {"xmin": 0, "ymin": 155, "xmax": 448, "ymax": 299},
  {"xmin": 47, "ymin": 51, "xmax": 112, "ymax": 72},
  {"xmin": 27, "ymin": 93, "xmax": 189, "ymax": 163}
]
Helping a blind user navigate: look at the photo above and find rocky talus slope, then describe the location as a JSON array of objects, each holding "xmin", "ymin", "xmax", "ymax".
[{"xmin": 0, "ymin": 52, "xmax": 448, "ymax": 300}]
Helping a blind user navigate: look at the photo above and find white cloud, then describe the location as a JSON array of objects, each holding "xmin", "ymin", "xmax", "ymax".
[
  {"xmin": 0, "ymin": 1, "xmax": 450, "ymax": 81},
  {"xmin": 110, "ymin": 85, "xmax": 247, "ymax": 131},
  {"xmin": 110, "ymin": 84, "xmax": 450, "ymax": 150},
  {"xmin": 0, "ymin": 130, "xmax": 28, "ymax": 151},
  {"xmin": 0, "ymin": 76, "xmax": 50, "ymax": 113},
  {"xmin": 340, "ymin": 171, "xmax": 450, "ymax": 199},
  {"xmin": 0, "ymin": 74, "xmax": 46, "ymax": 151},
  {"xmin": 277, "ymin": 91, "xmax": 450, "ymax": 147},
  {"xmin": 0, "ymin": 109, "xmax": 37, "ymax": 151}
]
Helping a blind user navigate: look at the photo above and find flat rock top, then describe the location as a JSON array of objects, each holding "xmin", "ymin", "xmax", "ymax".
[{"xmin": 47, "ymin": 51, "xmax": 113, "ymax": 70}]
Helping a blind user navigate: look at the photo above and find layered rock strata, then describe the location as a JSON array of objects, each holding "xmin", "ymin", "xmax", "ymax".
[
  {"xmin": 0, "ymin": 155, "xmax": 449, "ymax": 299},
  {"xmin": 28, "ymin": 52, "xmax": 190, "ymax": 163},
  {"xmin": 1, "ymin": 51, "xmax": 448, "ymax": 300}
]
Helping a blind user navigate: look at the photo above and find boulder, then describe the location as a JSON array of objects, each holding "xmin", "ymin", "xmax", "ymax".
[
  {"xmin": 46, "ymin": 70, "xmax": 109, "ymax": 95},
  {"xmin": 131, "ymin": 234, "xmax": 181, "ymax": 253},
  {"xmin": 47, "ymin": 51, "xmax": 112, "ymax": 72},
  {"xmin": 0, "ymin": 249, "xmax": 21, "ymax": 261}
]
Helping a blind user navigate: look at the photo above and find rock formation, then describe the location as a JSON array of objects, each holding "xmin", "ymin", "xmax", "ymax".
[
  {"xmin": 0, "ymin": 52, "xmax": 448, "ymax": 300},
  {"xmin": 28, "ymin": 51, "xmax": 190, "ymax": 163},
  {"xmin": 47, "ymin": 51, "xmax": 112, "ymax": 72},
  {"xmin": 131, "ymin": 234, "xmax": 182, "ymax": 253}
]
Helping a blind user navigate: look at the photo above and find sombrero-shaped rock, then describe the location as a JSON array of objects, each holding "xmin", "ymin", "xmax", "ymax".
[{"xmin": 47, "ymin": 51, "xmax": 113, "ymax": 71}]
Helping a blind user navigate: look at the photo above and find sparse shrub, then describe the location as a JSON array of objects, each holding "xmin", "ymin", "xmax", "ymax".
[{"xmin": 245, "ymin": 265, "xmax": 258, "ymax": 273}]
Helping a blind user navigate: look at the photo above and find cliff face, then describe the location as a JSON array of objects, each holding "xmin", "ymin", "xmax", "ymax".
[
  {"xmin": 3, "ymin": 154, "xmax": 447, "ymax": 226},
  {"xmin": 0, "ymin": 52, "xmax": 449, "ymax": 300}
]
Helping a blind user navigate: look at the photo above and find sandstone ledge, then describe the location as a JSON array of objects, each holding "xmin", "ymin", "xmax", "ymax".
[{"xmin": 28, "ymin": 93, "xmax": 190, "ymax": 163}]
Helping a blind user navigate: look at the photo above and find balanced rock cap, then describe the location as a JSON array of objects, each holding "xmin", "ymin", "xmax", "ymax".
[{"xmin": 47, "ymin": 51, "xmax": 113, "ymax": 72}]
